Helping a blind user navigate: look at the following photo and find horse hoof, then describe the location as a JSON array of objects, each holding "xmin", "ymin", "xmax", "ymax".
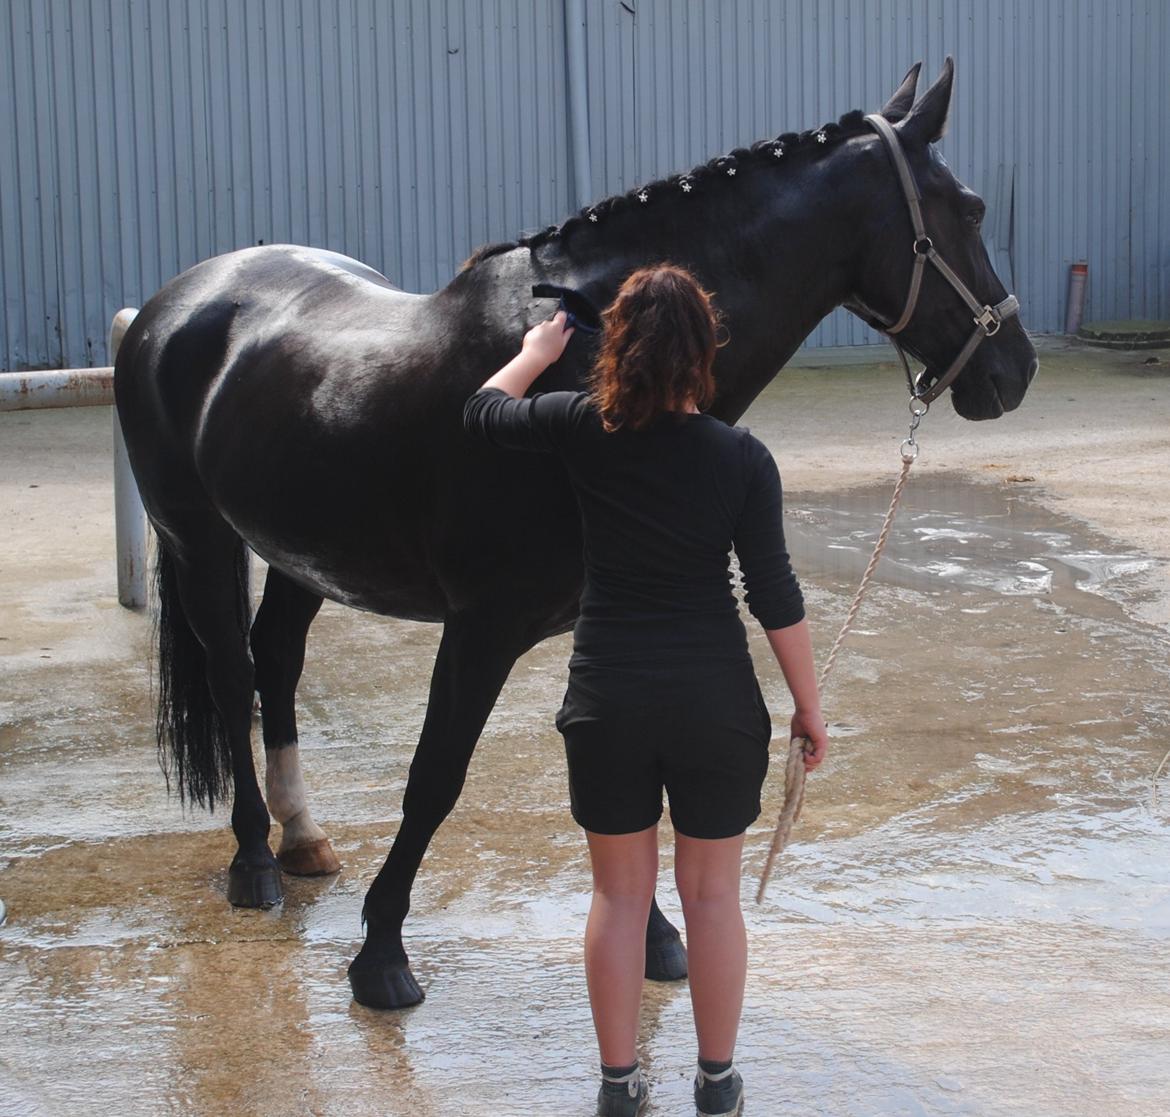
[
  {"xmin": 227, "ymin": 862, "xmax": 284, "ymax": 908},
  {"xmin": 646, "ymin": 930, "xmax": 688, "ymax": 982},
  {"xmin": 348, "ymin": 959, "xmax": 425, "ymax": 1010},
  {"xmin": 278, "ymin": 838, "xmax": 341, "ymax": 877}
]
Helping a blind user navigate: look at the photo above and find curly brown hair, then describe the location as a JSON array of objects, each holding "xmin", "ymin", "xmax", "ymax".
[{"xmin": 587, "ymin": 263, "xmax": 722, "ymax": 432}]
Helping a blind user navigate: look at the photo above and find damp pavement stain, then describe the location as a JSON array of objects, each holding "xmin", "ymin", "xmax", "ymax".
[{"xmin": 3, "ymin": 367, "xmax": 1170, "ymax": 1116}]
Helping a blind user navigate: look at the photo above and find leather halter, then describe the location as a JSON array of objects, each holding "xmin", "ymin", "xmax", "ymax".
[{"xmin": 860, "ymin": 113, "xmax": 1021, "ymax": 405}]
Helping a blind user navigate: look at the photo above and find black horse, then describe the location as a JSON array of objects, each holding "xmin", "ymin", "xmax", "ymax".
[{"xmin": 115, "ymin": 59, "xmax": 1036, "ymax": 1010}]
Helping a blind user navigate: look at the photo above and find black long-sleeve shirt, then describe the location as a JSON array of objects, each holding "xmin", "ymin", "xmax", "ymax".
[{"xmin": 463, "ymin": 386, "xmax": 804, "ymax": 667}]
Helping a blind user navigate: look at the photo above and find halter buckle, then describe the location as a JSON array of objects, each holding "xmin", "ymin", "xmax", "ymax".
[
  {"xmin": 973, "ymin": 306, "xmax": 1001, "ymax": 336},
  {"xmin": 913, "ymin": 236, "xmax": 933, "ymax": 256}
]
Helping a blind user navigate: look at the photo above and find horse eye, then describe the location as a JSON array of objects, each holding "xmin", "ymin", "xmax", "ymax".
[{"xmin": 966, "ymin": 208, "xmax": 985, "ymax": 228}]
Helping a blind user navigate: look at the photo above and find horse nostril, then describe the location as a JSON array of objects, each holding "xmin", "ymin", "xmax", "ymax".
[{"xmin": 1026, "ymin": 356, "xmax": 1039, "ymax": 384}]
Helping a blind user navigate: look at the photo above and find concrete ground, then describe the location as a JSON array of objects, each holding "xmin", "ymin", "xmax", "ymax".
[
  {"xmin": 2, "ymin": 338, "xmax": 1169, "ymax": 1116},
  {"xmin": 777, "ymin": 336, "xmax": 1170, "ymax": 626}
]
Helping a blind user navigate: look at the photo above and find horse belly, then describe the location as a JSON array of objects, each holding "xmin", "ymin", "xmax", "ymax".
[
  {"xmin": 221, "ymin": 473, "xmax": 446, "ymax": 620},
  {"xmin": 197, "ymin": 386, "xmax": 445, "ymax": 620}
]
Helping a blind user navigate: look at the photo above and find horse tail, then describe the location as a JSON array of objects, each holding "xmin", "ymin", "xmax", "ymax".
[{"xmin": 154, "ymin": 537, "xmax": 250, "ymax": 811}]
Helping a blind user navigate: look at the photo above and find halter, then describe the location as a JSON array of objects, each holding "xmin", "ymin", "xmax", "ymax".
[{"xmin": 860, "ymin": 113, "xmax": 1020, "ymax": 405}]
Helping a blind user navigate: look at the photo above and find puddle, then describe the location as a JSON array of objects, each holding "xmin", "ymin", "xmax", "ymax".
[{"xmin": 785, "ymin": 474, "xmax": 1165, "ymax": 624}]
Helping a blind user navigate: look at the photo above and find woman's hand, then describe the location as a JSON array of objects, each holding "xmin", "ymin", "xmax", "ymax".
[
  {"xmin": 522, "ymin": 310, "xmax": 574, "ymax": 369},
  {"xmin": 790, "ymin": 708, "xmax": 829, "ymax": 772},
  {"xmin": 478, "ymin": 310, "xmax": 576, "ymax": 398}
]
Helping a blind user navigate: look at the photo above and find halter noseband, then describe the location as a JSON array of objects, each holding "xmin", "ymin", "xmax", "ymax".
[{"xmin": 860, "ymin": 112, "xmax": 1020, "ymax": 405}]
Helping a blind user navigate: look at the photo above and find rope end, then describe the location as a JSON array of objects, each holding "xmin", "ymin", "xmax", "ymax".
[{"xmin": 756, "ymin": 737, "xmax": 810, "ymax": 902}]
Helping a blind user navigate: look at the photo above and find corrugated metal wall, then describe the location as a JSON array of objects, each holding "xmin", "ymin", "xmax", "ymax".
[{"xmin": 2, "ymin": 0, "xmax": 1167, "ymax": 368}]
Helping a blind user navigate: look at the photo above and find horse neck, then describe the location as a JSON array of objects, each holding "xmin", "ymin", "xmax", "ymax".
[{"xmin": 541, "ymin": 162, "xmax": 861, "ymax": 423}]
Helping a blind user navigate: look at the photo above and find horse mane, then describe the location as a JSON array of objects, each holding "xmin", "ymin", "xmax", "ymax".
[{"xmin": 461, "ymin": 108, "xmax": 870, "ymax": 271}]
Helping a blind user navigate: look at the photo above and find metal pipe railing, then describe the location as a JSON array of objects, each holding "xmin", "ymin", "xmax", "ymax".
[{"xmin": 0, "ymin": 366, "xmax": 115, "ymax": 410}]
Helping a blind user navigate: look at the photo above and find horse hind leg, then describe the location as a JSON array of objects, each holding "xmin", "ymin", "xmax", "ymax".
[
  {"xmin": 250, "ymin": 567, "xmax": 340, "ymax": 876},
  {"xmin": 156, "ymin": 525, "xmax": 281, "ymax": 907}
]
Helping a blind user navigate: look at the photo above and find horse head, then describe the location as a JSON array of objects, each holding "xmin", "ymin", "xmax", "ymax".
[
  {"xmin": 463, "ymin": 58, "xmax": 1035, "ymax": 423},
  {"xmin": 845, "ymin": 59, "xmax": 1038, "ymax": 420}
]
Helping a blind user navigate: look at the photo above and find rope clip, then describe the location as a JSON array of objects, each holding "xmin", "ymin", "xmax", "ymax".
[{"xmin": 902, "ymin": 396, "xmax": 928, "ymax": 462}]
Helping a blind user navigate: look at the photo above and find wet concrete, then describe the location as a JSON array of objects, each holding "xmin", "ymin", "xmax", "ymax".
[{"xmin": 3, "ymin": 352, "xmax": 1170, "ymax": 1116}]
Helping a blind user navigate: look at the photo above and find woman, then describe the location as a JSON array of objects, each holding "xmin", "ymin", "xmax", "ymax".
[{"xmin": 463, "ymin": 264, "xmax": 828, "ymax": 1117}]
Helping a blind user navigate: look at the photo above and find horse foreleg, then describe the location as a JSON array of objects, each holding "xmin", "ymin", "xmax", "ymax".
[
  {"xmin": 250, "ymin": 568, "xmax": 339, "ymax": 876},
  {"xmin": 348, "ymin": 608, "xmax": 525, "ymax": 1009}
]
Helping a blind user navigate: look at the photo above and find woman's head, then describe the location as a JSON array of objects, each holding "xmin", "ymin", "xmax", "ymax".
[{"xmin": 588, "ymin": 263, "xmax": 721, "ymax": 432}]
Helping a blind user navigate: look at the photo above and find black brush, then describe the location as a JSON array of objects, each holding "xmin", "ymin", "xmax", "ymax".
[{"xmin": 532, "ymin": 283, "xmax": 603, "ymax": 334}]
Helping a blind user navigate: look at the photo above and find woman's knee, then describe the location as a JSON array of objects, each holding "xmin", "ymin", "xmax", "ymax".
[
  {"xmin": 586, "ymin": 825, "xmax": 659, "ymax": 901},
  {"xmin": 674, "ymin": 831, "xmax": 744, "ymax": 909},
  {"xmin": 677, "ymin": 879, "xmax": 742, "ymax": 918}
]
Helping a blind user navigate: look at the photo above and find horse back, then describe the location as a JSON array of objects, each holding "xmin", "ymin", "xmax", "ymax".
[{"xmin": 113, "ymin": 244, "xmax": 582, "ymax": 623}]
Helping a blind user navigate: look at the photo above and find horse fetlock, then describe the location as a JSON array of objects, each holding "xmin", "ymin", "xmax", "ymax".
[
  {"xmin": 276, "ymin": 805, "xmax": 328, "ymax": 845},
  {"xmin": 358, "ymin": 909, "xmax": 410, "ymax": 956}
]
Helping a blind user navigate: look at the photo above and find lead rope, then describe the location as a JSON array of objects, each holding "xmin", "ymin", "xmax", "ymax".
[
  {"xmin": 1152, "ymin": 750, "xmax": 1170, "ymax": 812},
  {"xmin": 756, "ymin": 398, "xmax": 926, "ymax": 902}
]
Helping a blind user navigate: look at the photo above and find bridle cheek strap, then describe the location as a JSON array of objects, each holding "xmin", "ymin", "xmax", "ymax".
[{"xmin": 862, "ymin": 112, "xmax": 1021, "ymax": 405}]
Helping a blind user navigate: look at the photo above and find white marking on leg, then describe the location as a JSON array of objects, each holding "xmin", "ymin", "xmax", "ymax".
[{"xmin": 265, "ymin": 744, "xmax": 328, "ymax": 850}]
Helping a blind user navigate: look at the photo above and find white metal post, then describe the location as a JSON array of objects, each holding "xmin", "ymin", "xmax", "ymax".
[
  {"xmin": 109, "ymin": 309, "xmax": 146, "ymax": 609},
  {"xmin": 564, "ymin": 0, "xmax": 592, "ymax": 211}
]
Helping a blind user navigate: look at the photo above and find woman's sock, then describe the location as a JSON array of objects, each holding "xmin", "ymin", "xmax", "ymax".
[
  {"xmin": 601, "ymin": 1060, "xmax": 639, "ymax": 1079},
  {"xmin": 698, "ymin": 1056, "xmax": 733, "ymax": 1077}
]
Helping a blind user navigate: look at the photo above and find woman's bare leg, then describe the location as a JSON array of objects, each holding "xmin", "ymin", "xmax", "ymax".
[
  {"xmin": 674, "ymin": 831, "xmax": 747, "ymax": 1062},
  {"xmin": 583, "ymin": 824, "xmax": 659, "ymax": 1066}
]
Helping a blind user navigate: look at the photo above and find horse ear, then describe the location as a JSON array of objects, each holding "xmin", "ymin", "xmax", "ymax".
[
  {"xmin": 880, "ymin": 62, "xmax": 921, "ymax": 122},
  {"xmin": 899, "ymin": 56, "xmax": 954, "ymax": 144}
]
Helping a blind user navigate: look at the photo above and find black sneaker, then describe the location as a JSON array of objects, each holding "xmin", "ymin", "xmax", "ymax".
[
  {"xmin": 596, "ymin": 1064, "xmax": 649, "ymax": 1116},
  {"xmin": 694, "ymin": 1063, "xmax": 744, "ymax": 1117}
]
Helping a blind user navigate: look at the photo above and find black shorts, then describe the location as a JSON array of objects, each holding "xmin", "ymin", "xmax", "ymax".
[{"xmin": 554, "ymin": 658, "xmax": 772, "ymax": 840}]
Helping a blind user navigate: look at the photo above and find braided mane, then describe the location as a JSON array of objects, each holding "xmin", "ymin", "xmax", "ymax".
[{"xmin": 463, "ymin": 109, "xmax": 870, "ymax": 270}]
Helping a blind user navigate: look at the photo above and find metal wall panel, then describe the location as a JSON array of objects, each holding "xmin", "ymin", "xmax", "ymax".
[
  {"xmin": 1, "ymin": 0, "xmax": 1167, "ymax": 368},
  {"xmin": 0, "ymin": 0, "xmax": 575, "ymax": 368},
  {"xmin": 584, "ymin": 0, "xmax": 1169, "ymax": 347}
]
